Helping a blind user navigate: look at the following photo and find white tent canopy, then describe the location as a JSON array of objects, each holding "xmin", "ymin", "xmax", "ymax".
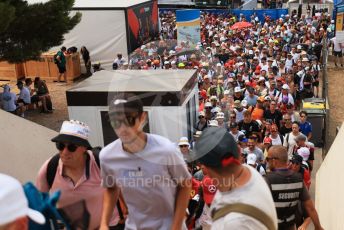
[
  {"xmin": 28, "ymin": 0, "xmax": 150, "ymax": 8},
  {"xmin": 27, "ymin": 0, "xmax": 153, "ymax": 69}
]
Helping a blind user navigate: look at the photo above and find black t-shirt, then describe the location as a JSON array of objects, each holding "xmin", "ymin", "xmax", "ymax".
[
  {"xmin": 294, "ymin": 73, "xmax": 301, "ymax": 86},
  {"xmin": 303, "ymin": 74, "xmax": 313, "ymax": 90},
  {"xmin": 279, "ymin": 125, "xmax": 292, "ymax": 136},
  {"xmin": 217, "ymin": 53, "xmax": 230, "ymax": 64},
  {"xmin": 238, "ymin": 120, "xmax": 261, "ymax": 137},
  {"xmin": 264, "ymin": 109, "xmax": 283, "ymax": 128},
  {"xmin": 233, "ymin": 94, "xmax": 244, "ymax": 101}
]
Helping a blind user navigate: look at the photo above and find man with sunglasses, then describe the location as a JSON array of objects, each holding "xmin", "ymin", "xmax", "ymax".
[
  {"xmin": 178, "ymin": 137, "xmax": 192, "ymax": 163},
  {"xmin": 195, "ymin": 111, "xmax": 208, "ymax": 131},
  {"xmin": 36, "ymin": 120, "xmax": 119, "ymax": 229},
  {"xmin": 99, "ymin": 94, "xmax": 191, "ymax": 230}
]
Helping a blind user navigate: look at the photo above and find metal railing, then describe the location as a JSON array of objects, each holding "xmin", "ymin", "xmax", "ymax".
[{"xmin": 322, "ymin": 34, "xmax": 330, "ymax": 157}]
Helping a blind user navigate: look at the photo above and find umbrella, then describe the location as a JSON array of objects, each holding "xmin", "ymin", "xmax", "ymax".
[{"xmin": 230, "ymin": 21, "xmax": 253, "ymax": 30}]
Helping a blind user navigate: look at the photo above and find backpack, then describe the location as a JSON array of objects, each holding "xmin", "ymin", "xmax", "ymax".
[
  {"xmin": 53, "ymin": 54, "xmax": 59, "ymax": 64},
  {"xmin": 257, "ymin": 164, "xmax": 267, "ymax": 173},
  {"xmin": 46, "ymin": 147, "xmax": 126, "ymax": 227},
  {"xmin": 279, "ymin": 134, "xmax": 284, "ymax": 144},
  {"xmin": 285, "ymin": 133, "xmax": 290, "ymax": 146}
]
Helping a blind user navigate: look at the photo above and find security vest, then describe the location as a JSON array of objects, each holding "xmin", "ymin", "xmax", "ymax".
[{"xmin": 265, "ymin": 170, "xmax": 304, "ymax": 229}]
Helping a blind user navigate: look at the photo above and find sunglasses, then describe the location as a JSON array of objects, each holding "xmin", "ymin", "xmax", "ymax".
[
  {"xmin": 56, "ymin": 142, "xmax": 78, "ymax": 152},
  {"xmin": 179, "ymin": 145, "xmax": 189, "ymax": 148},
  {"xmin": 230, "ymin": 116, "xmax": 236, "ymax": 119},
  {"xmin": 110, "ymin": 116, "xmax": 138, "ymax": 129},
  {"xmin": 199, "ymin": 116, "xmax": 205, "ymax": 118}
]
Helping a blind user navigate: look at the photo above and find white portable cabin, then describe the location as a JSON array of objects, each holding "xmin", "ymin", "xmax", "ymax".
[
  {"xmin": 28, "ymin": 0, "xmax": 159, "ymax": 69},
  {"xmin": 66, "ymin": 70, "xmax": 199, "ymax": 147}
]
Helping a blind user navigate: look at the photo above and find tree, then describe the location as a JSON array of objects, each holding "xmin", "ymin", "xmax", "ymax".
[{"xmin": 0, "ymin": 0, "xmax": 81, "ymax": 63}]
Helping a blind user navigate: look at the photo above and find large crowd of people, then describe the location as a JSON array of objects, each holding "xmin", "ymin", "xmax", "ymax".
[{"xmin": 1, "ymin": 8, "xmax": 334, "ymax": 230}]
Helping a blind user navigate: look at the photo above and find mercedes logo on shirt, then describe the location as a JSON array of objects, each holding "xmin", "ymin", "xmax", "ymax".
[{"xmin": 208, "ymin": 185, "xmax": 216, "ymax": 193}]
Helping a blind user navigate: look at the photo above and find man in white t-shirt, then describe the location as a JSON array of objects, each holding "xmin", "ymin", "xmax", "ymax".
[
  {"xmin": 99, "ymin": 94, "xmax": 191, "ymax": 230},
  {"xmin": 283, "ymin": 121, "xmax": 307, "ymax": 159},
  {"xmin": 246, "ymin": 153, "xmax": 266, "ymax": 176},
  {"xmin": 229, "ymin": 122, "xmax": 245, "ymax": 142},
  {"xmin": 16, "ymin": 80, "xmax": 31, "ymax": 117},
  {"xmin": 330, "ymin": 36, "xmax": 343, "ymax": 67},
  {"xmin": 191, "ymin": 127, "xmax": 277, "ymax": 230}
]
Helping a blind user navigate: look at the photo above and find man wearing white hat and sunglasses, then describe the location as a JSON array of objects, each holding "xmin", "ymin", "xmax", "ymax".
[
  {"xmin": 36, "ymin": 120, "xmax": 119, "ymax": 229},
  {"xmin": 178, "ymin": 137, "xmax": 192, "ymax": 163},
  {"xmin": 0, "ymin": 173, "xmax": 45, "ymax": 229}
]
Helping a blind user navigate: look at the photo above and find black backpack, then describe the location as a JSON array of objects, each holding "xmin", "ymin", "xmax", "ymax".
[{"xmin": 53, "ymin": 54, "xmax": 59, "ymax": 64}]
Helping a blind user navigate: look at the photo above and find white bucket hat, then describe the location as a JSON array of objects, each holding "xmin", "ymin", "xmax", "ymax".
[{"xmin": 178, "ymin": 137, "xmax": 190, "ymax": 147}]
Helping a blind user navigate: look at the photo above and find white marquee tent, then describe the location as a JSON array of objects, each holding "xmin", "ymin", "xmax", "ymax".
[{"xmin": 28, "ymin": 0, "xmax": 158, "ymax": 69}]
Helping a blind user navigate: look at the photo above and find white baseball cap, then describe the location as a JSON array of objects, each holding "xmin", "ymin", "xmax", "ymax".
[
  {"xmin": 210, "ymin": 95, "xmax": 218, "ymax": 101},
  {"xmin": 282, "ymin": 84, "xmax": 290, "ymax": 90},
  {"xmin": 216, "ymin": 112, "xmax": 225, "ymax": 120},
  {"xmin": 297, "ymin": 147, "xmax": 310, "ymax": 161},
  {"xmin": 234, "ymin": 86, "xmax": 242, "ymax": 93},
  {"xmin": 209, "ymin": 120, "xmax": 219, "ymax": 127},
  {"xmin": 247, "ymin": 153, "xmax": 257, "ymax": 165},
  {"xmin": 0, "ymin": 174, "xmax": 45, "ymax": 226},
  {"xmin": 205, "ymin": 102, "xmax": 212, "ymax": 108}
]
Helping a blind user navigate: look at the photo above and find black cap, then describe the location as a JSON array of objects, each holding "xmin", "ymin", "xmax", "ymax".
[
  {"xmin": 190, "ymin": 127, "xmax": 239, "ymax": 168},
  {"xmin": 229, "ymin": 122, "xmax": 238, "ymax": 128},
  {"xmin": 108, "ymin": 93, "xmax": 143, "ymax": 116},
  {"xmin": 291, "ymin": 154, "xmax": 303, "ymax": 164}
]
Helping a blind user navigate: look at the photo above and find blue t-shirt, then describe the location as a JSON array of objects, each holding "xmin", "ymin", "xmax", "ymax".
[
  {"xmin": 244, "ymin": 95, "xmax": 258, "ymax": 107},
  {"xmin": 300, "ymin": 121, "xmax": 312, "ymax": 137}
]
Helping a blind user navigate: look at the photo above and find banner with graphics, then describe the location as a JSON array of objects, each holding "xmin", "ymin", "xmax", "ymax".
[
  {"xmin": 337, "ymin": 5, "xmax": 344, "ymax": 42},
  {"xmin": 127, "ymin": 0, "xmax": 159, "ymax": 53},
  {"xmin": 176, "ymin": 10, "xmax": 201, "ymax": 49}
]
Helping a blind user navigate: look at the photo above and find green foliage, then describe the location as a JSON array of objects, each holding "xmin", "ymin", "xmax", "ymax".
[{"xmin": 0, "ymin": 0, "xmax": 81, "ymax": 63}]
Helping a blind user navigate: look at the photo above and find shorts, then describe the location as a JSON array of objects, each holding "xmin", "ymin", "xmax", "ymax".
[
  {"xmin": 334, "ymin": 51, "xmax": 343, "ymax": 57},
  {"xmin": 17, "ymin": 98, "xmax": 30, "ymax": 106},
  {"xmin": 31, "ymin": 95, "xmax": 40, "ymax": 103},
  {"xmin": 58, "ymin": 65, "xmax": 66, "ymax": 73},
  {"xmin": 312, "ymin": 81, "xmax": 319, "ymax": 87}
]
